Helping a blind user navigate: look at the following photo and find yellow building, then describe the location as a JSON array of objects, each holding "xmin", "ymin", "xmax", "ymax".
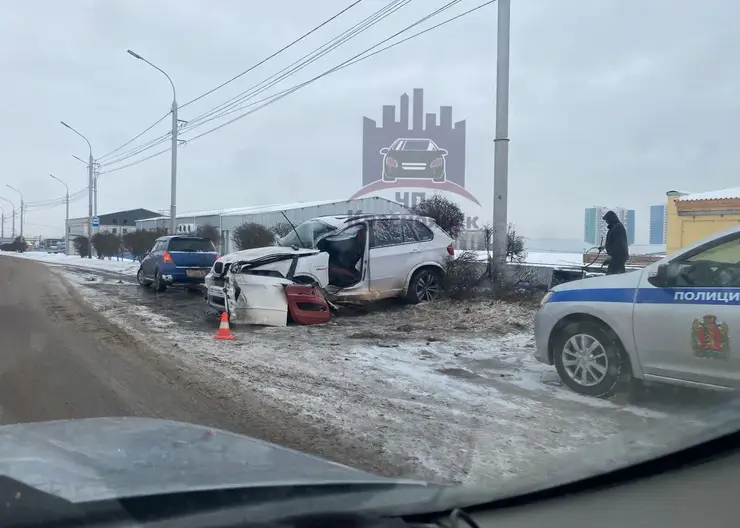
[{"xmin": 666, "ymin": 187, "xmax": 740, "ymax": 254}]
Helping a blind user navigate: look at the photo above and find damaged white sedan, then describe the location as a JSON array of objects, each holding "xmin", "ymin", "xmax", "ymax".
[{"xmin": 204, "ymin": 213, "xmax": 454, "ymax": 326}]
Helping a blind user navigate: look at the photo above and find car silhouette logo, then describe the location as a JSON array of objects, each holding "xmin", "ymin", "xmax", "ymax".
[{"xmin": 379, "ymin": 138, "xmax": 448, "ymax": 183}]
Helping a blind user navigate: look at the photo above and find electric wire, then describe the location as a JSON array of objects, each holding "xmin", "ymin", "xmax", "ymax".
[
  {"xmin": 96, "ymin": 0, "xmax": 364, "ymax": 163},
  {"xmin": 96, "ymin": 0, "xmax": 493, "ymax": 175}
]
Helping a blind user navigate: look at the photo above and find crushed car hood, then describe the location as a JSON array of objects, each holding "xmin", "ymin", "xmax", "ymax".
[
  {"xmin": 216, "ymin": 246, "xmax": 320, "ymax": 266},
  {"xmin": 0, "ymin": 417, "xmax": 423, "ymax": 503}
]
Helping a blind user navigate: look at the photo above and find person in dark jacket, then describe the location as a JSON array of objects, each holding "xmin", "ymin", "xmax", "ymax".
[{"xmin": 601, "ymin": 210, "xmax": 629, "ymax": 275}]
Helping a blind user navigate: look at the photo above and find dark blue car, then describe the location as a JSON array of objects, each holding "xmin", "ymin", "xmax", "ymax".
[{"xmin": 137, "ymin": 236, "xmax": 219, "ymax": 292}]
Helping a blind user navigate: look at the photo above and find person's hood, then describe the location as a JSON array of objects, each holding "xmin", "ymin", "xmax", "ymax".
[
  {"xmin": 602, "ymin": 210, "xmax": 620, "ymax": 227},
  {"xmin": 0, "ymin": 417, "xmax": 425, "ymax": 504}
]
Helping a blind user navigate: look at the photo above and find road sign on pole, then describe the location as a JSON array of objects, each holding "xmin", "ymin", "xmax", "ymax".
[{"xmin": 92, "ymin": 216, "xmax": 100, "ymax": 228}]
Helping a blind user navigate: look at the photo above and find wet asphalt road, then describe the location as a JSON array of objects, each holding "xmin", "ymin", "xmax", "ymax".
[
  {"xmin": 58, "ymin": 263, "xmax": 220, "ymax": 330},
  {"xmin": 0, "ymin": 255, "xmax": 415, "ymax": 478}
]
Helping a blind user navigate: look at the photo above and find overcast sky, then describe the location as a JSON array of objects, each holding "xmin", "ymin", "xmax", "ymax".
[{"xmin": 1, "ymin": 0, "xmax": 738, "ymax": 243}]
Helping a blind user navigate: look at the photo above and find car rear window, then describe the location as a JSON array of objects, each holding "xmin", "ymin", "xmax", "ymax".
[{"xmin": 168, "ymin": 238, "xmax": 215, "ymax": 252}]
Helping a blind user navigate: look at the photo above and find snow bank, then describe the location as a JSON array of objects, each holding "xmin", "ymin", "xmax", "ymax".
[
  {"xmin": 0, "ymin": 250, "xmax": 139, "ymax": 276},
  {"xmin": 454, "ymin": 250, "xmax": 585, "ymax": 267}
]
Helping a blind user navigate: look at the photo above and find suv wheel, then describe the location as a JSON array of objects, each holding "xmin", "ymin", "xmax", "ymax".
[
  {"xmin": 553, "ymin": 321, "xmax": 630, "ymax": 398},
  {"xmin": 406, "ymin": 268, "xmax": 441, "ymax": 304}
]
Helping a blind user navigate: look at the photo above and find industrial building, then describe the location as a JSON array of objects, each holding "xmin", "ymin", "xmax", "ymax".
[
  {"xmin": 66, "ymin": 208, "xmax": 160, "ymax": 254},
  {"xmin": 136, "ymin": 197, "xmax": 410, "ymax": 254},
  {"xmin": 666, "ymin": 187, "xmax": 740, "ymax": 253}
]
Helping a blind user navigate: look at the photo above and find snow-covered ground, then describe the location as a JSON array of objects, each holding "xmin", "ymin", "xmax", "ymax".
[
  {"xmin": 52, "ymin": 267, "xmax": 712, "ymax": 487},
  {"xmin": 0, "ymin": 250, "xmax": 139, "ymax": 276},
  {"xmin": 454, "ymin": 249, "xmax": 586, "ymax": 267}
]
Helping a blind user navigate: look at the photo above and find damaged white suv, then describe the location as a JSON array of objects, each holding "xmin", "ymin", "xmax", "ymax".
[{"xmin": 204, "ymin": 213, "xmax": 454, "ymax": 322}]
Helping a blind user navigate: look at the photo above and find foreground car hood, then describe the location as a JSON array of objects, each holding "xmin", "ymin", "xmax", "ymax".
[
  {"xmin": 0, "ymin": 417, "xmax": 421, "ymax": 503},
  {"xmin": 217, "ymin": 246, "xmax": 320, "ymax": 265}
]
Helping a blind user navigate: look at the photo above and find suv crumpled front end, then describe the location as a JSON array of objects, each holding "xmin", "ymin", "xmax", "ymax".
[{"xmin": 205, "ymin": 247, "xmax": 330, "ymax": 326}]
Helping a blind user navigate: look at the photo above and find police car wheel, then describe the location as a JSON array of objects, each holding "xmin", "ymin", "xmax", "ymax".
[{"xmin": 553, "ymin": 321, "xmax": 627, "ymax": 398}]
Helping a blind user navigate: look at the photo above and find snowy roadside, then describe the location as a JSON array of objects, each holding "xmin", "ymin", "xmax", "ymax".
[
  {"xmin": 0, "ymin": 250, "xmax": 139, "ymax": 276},
  {"xmin": 56, "ymin": 268, "xmax": 701, "ymax": 486}
]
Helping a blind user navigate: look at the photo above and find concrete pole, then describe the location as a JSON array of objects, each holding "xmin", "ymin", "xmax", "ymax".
[
  {"xmin": 88, "ymin": 152, "xmax": 94, "ymax": 258},
  {"xmin": 170, "ymin": 100, "xmax": 178, "ymax": 235},
  {"xmin": 492, "ymin": 0, "xmax": 511, "ymax": 272},
  {"xmin": 127, "ymin": 49, "xmax": 178, "ymax": 235},
  {"xmin": 50, "ymin": 174, "xmax": 70, "ymax": 255},
  {"xmin": 61, "ymin": 121, "xmax": 94, "ymax": 259}
]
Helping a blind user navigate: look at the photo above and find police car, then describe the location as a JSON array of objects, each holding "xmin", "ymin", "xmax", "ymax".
[{"xmin": 535, "ymin": 225, "xmax": 740, "ymax": 397}]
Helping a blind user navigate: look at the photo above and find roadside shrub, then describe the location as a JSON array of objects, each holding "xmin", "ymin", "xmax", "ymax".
[
  {"xmin": 270, "ymin": 222, "xmax": 293, "ymax": 238},
  {"xmin": 411, "ymin": 194, "xmax": 465, "ymax": 238},
  {"xmin": 91, "ymin": 232, "xmax": 121, "ymax": 259},
  {"xmin": 73, "ymin": 235, "xmax": 90, "ymax": 258},
  {"xmin": 442, "ymin": 251, "xmax": 484, "ymax": 300},
  {"xmin": 123, "ymin": 229, "xmax": 166, "ymax": 261},
  {"xmin": 196, "ymin": 224, "xmax": 220, "ymax": 245},
  {"xmin": 232, "ymin": 222, "xmax": 275, "ymax": 250},
  {"xmin": 482, "ymin": 222, "xmax": 527, "ymax": 264}
]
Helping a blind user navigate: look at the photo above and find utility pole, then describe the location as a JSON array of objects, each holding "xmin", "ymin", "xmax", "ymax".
[
  {"xmin": 170, "ymin": 98, "xmax": 179, "ymax": 235},
  {"xmin": 50, "ymin": 174, "xmax": 70, "ymax": 255},
  {"xmin": 0, "ymin": 206, "xmax": 4, "ymax": 239},
  {"xmin": 492, "ymin": 0, "xmax": 511, "ymax": 272},
  {"xmin": 0, "ymin": 198, "xmax": 16, "ymax": 238},
  {"xmin": 93, "ymin": 162, "xmax": 99, "ymax": 218},
  {"xmin": 61, "ymin": 121, "xmax": 94, "ymax": 258},
  {"xmin": 127, "ymin": 49, "xmax": 178, "ymax": 235},
  {"xmin": 6, "ymin": 185, "xmax": 24, "ymax": 240}
]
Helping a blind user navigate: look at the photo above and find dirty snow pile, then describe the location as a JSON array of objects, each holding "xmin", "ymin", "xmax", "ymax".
[
  {"xmin": 59, "ymin": 267, "xmax": 694, "ymax": 487},
  {"xmin": 0, "ymin": 250, "xmax": 139, "ymax": 276}
]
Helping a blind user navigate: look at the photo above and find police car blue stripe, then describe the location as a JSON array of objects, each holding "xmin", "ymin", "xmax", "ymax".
[
  {"xmin": 549, "ymin": 288, "xmax": 634, "ymax": 303},
  {"xmin": 550, "ymin": 287, "xmax": 740, "ymax": 306}
]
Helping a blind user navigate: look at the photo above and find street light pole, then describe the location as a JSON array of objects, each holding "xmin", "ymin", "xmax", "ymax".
[
  {"xmin": 50, "ymin": 174, "xmax": 70, "ymax": 255},
  {"xmin": 0, "ymin": 206, "xmax": 4, "ymax": 239},
  {"xmin": 127, "ymin": 49, "xmax": 178, "ymax": 235},
  {"xmin": 0, "ymin": 198, "xmax": 15, "ymax": 238},
  {"xmin": 61, "ymin": 121, "xmax": 94, "ymax": 259},
  {"xmin": 6, "ymin": 185, "xmax": 23, "ymax": 240},
  {"xmin": 492, "ymin": 0, "xmax": 511, "ymax": 272}
]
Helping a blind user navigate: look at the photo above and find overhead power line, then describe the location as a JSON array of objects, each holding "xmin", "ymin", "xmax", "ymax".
[
  {"xmin": 181, "ymin": 0, "xmax": 364, "ymax": 109},
  {"xmin": 98, "ymin": 0, "xmax": 493, "ymax": 176},
  {"xmin": 96, "ymin": 0, "xmax": 363, "ymax": 164},
  {"xmin": 181, "ymin": 0, "xmax": 415, "ymax": 131},
  {"xmin": 101, "ymin": 0, "xmax": 412, "ymax": 169}
]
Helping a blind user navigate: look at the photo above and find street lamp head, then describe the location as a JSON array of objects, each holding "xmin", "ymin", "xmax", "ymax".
[
  {"xmin": 60, "ymin": 121, "xmax": 71, "ymax": 129},
  {"xmin": 127, "ymin": 49, "xmax": 144, "ymax": 60}
]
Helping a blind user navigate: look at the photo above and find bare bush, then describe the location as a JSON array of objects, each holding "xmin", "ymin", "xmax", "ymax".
[
  {"xmin": 91, "ymin": 232, "xmax": 121, "ymax": 259},
  {"xmin": 411, "ymin": 194, "xmax": 465, "ymax": 238},
  {"xmin": 123, "ymin": 228, "xmax": 167, "ymax": 261},
  {"xmin": 196, "ymin": 224, "xmax": 220, "ymax": 244},
  {"xmin": 442, "ymin": 251, "xmax": 485, "ymax": 300},
  {"xmin": 270, "ymin": 222, "xmax": 293, "ymax": 238},
  {"xmin": 232, "ymin": 222, "xmax": 275, "ymax": 250}
]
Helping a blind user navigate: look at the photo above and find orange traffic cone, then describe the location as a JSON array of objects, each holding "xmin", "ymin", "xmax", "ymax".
[{"xmin": 214, "ymin": 311, "xmax": 235, "ymax": 340}]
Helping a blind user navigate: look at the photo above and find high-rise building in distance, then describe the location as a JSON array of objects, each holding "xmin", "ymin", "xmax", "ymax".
[
  {"xmin": 649, "ymin": 204, "xmax": 667, "ymax": 244},
  {"xmin": 584, "ymin": 206, "xmax": 635, "ymax": 246}
]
